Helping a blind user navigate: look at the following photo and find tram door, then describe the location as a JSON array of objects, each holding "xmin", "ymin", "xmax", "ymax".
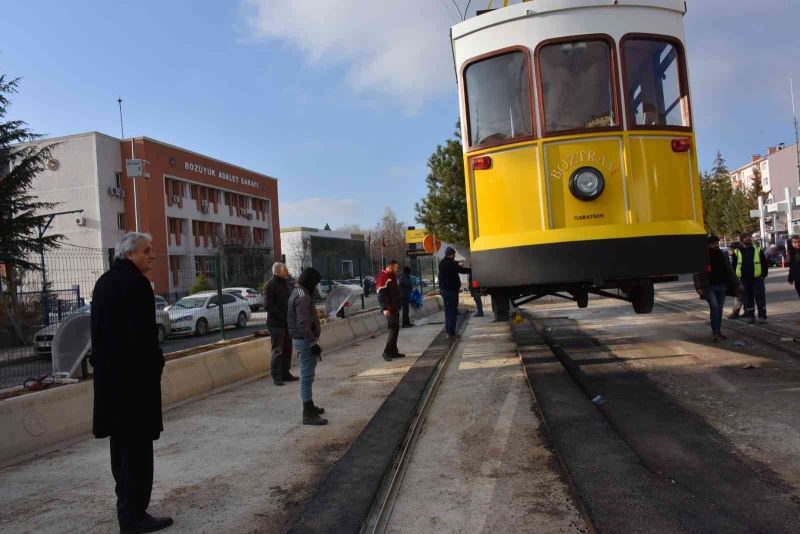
[{"xmin": 621, "ymin": 36, "xmax": 696, "ymax": 224}]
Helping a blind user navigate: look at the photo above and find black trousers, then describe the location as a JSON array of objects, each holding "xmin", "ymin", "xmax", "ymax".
[
  {"xmin": 110, "ymin": 436, "xmax": 154, "ymax": 527},
  {"xmin": 401, "ymin": 297, "xmax": 411, "ymax": 327},
  {"xmin": 269, "ymin": 325, "xmax": 293, "ymax": 379},
  {"xmin": 384, "ymin": 310, "xmax": 400, "ymax": 356}
]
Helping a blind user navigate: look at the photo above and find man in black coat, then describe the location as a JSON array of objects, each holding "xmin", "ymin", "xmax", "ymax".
[
  {"xmin": 398, "ymin": 266, "xmax": 414, "ymax": 328},
  {"xmin": 91, "ymin": 233, "xmax": 173, "ymax": 533},
  {"xmin": 438, "ymin": 247, "xmax": 471, "ymax": 339},
  {"xmin": 265, "ymin": 262, "xmax": 297, "ymax": 386}
]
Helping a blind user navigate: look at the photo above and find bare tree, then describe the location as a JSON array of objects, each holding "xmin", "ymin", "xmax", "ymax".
[
  {"xmin": 282, "ymin": 232, "xmax": 313, "ymax": 277},
  {"xmin": 372, "ymin": 207, "xmax": 406, "ymax": 271}
]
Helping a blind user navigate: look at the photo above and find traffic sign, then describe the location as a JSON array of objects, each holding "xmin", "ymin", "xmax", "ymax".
[
  {"xmin": 405, "ymin": 228, "xmax": 426, "ymax": 244},
  {"xmin": 750, "ymin": 209, "xmax": 761, "ymax": 218},
  {"xmin": 423, "ymin": 234, "xmax": 442, "ymax": 254}
]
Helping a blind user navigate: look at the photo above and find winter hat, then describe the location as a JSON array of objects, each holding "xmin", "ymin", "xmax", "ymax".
[
  {"xmin": 298, "ymin": 267, "xmax": 322, "ymax": 292},
  {"xmin": 444, "ymin": 246, "xmax": 456, "ymax": 257}
]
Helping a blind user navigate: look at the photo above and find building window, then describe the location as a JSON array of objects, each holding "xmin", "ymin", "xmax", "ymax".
[
  {"xmin": 342, "ymin": 260, "xmax": 354, "ymax": 278},
  {"xmin": 464, "ymin": 50, "xmax": 533, "ymax": 148},
  {"xmin": 115, "ymin": 171, "xmax": 122, "ymax": 188},
  {"xmin": 538, "ymin": 38, "xmax": 617, "ymax": 134},
  {"xmin": 622, "ymin": 36, "xmax": 690, "ymax": 128},
  {"xmin": 117, "ymin": 212, "xmax": 125, "ymax": 230}
]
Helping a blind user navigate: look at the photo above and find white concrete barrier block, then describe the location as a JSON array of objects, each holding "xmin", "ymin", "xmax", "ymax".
[
  {"xmin": 204, "ymin": 346, "xmax": 250, "ymax": 389},
  {"xmin": 0, "ymin": 381, "xmax": 93, "ymax": 466},
  {"xmin": 319, "ymin": 320, "xmax": 356, "ymax": 350},
  {"xmin": 161, "ymin": 353, "xmax": 215, "ymax": 406}
]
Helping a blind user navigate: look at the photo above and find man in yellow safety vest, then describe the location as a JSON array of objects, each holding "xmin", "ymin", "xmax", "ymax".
[{"xmin": 731, "ymin": 233, "xmax": 769, "ymax": 324}]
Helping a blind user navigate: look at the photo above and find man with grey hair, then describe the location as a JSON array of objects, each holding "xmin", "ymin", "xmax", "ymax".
[
  {"xmin": 91, "ymin": 232, "xmax": 173, "ymax": 532},
  {"xmin": 265, "ymin": 261, "xmax": 297, "ymax": 385}
]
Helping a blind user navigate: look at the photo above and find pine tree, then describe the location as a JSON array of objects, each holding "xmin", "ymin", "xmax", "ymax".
[
  {"xmin": 415, "ymin": 122, "xmax": 469, "ymax": 246},
  {"xmin": 0, "ymin": 74, "xmax": 62, "ymax": 341}
]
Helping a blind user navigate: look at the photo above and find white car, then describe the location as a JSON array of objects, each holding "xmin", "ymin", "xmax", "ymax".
[
  {"xmin": 223, "ymin": 287, "xmax": 264, "ymax": 312},
  {"xmin": 165, "ymin": 291, "xmax": 251, "ymax": 337}
]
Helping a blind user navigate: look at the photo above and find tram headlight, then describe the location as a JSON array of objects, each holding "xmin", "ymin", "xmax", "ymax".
[{"xmin": 569, "ymin": 167, "xmax": 605, "ymax": 201}]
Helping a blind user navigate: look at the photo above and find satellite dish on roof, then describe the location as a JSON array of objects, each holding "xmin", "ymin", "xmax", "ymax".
[{"xmin": 52, "ymin": 313, "xmax": 92, "ymax": 378}]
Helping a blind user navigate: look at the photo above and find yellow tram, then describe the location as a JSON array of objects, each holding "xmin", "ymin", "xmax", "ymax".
[{"xmin": 451, "ymin": 0, "xmax": 706, "ymax": 317}]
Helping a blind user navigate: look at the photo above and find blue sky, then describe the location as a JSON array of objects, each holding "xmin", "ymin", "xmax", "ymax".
[{"xmin": 2, "ymin": 0, "xmax": 799, "ymax": 229}]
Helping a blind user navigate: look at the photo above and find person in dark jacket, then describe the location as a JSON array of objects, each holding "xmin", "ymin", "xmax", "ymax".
[
  {"xmin": 693, "ymin": 235, "xmax": 739, "ymax": 341},
  {"xmin": 398, "ymin": 266, "xmax": 414, "ymax": 328},
  {"xmin": 90, "ymin": 233, "xmax": 173, "ymax": 533},
  {"xmin": 288, "ymin": 268, "xmax": 327, "ymax": 425},
  {"xmin": 377, "ymin": 260, "xmax": 405, "ymax": 361},
  {"xmin": 265, "ymin": 262, "xmax": 297, "ymax": 386},
  {"xmin": 438, "ymin": 247, "xmax": 471, "ymax": 339},
  {"xmin": 787, "ymin": 235, "xmax": 800, "ymax": 298},
  {"xmin": 731, "ymin": 233, "xmax": 769, "ymax": 324}
]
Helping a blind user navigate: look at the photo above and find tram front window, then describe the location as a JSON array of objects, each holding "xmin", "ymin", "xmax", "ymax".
[
  {"xmin": 464, "ymin": 51, "xmax": 533, "ymax": 147},
  {"xmin": 623, "ymin": 38, "xmax": 690, "ymax": 128},
  {"xmin": 538, "ymin": 40, "xmax": 616, "ymax": 134}
]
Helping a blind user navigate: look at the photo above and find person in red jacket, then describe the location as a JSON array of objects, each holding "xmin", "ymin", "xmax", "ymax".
[{"xmin": 377, "ymin": 260, "xmax": 405, "ymax": 361}]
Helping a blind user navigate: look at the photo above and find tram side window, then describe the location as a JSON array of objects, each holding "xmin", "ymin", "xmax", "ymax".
[
  {"xmin": 538, "ymin": 40, "xmax": 616, "ymax": 134},
  {"xmin": 623, "ymin": 39, "xmax": 690, "ymax": 128},
  {"xmin": 465, "ymin": 51, "xmax": 533, "ymax": 147}
]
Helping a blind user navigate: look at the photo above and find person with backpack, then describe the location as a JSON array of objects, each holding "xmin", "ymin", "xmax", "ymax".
[{"xmin": 694, "ymin": 235, "xmax": 739, "ymax": 341}]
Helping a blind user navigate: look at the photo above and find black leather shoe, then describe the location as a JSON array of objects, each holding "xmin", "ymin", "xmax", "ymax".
[
  {"xmin": 283, "ymin": 374, "xmax": 299, "ymax": 382},
  {"xmin": 310, "ymin": 402, "xmax": 325, "ymax": 415},
  {"xmin": 120, "ymin": 513, "xmax": 174, "ymax": 533},
  {"xmin": 393, "ymin": 353, "xmax": 406, "ymax": 358},
  {"xmin": 274, "ymin": 379, "xmax": 285, "ymax": 386},
  {"xmin": 382, "ymin": 353, "xmax": 393, "ymax": 362}
]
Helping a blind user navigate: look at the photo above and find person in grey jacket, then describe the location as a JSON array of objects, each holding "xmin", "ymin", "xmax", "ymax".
[{"xmin": 288, "ymin": 268, "xmax": 327, "ymax": 425}]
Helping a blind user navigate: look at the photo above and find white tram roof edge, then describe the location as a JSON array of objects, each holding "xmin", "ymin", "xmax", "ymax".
[{"xmin": 451, "ymin": 0, "xmax": 687, "ymax": 41}]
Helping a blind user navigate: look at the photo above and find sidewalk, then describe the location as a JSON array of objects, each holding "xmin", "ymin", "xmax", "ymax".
[{"xmin": 0, "ymin": 312, "xmax": 444, "ymax": 534}]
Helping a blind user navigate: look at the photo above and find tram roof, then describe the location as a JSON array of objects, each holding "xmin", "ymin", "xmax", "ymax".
[{"xmin": 451, "ymin": 0, "xmax": 686, "ymax": 40}]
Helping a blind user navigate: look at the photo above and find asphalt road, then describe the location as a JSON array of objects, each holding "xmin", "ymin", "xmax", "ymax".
[{"xmin": 0, "ymin": 294, "xmax": 382, "ymax": 389}]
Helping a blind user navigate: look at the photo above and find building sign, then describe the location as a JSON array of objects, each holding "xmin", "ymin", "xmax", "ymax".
[
  {"xmin": 405, "ymin": 228, "xmax": 426, "ymax": 244},
  {"xmin": 184, "ymin": 161, "xmax": 260, "ymax": 190}
]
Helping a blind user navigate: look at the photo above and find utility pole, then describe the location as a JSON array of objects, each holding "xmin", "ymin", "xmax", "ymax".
[
  {"xmin": 118, "ymin": 98, "xmax": 141, "ymax": 232},
  {"xmin": 792, "ymin": 79, "xmax": 800, "ymax": 190}
]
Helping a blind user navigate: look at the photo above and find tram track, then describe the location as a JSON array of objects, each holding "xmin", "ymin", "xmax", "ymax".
[{"xmin": 513, "ymin": 309, "xmax": 800, "ymax": 533}]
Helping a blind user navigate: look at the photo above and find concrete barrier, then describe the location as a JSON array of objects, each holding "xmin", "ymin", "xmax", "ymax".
[{"xmin": 0, "ymin": 296, "xmax": 443, "ymax": 467}]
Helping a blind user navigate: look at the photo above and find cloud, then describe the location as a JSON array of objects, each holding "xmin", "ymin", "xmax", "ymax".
[
  {"xmin": 279, "ymin": 197, "xmax": 363, "ymax": 228},
  {"xmin": 240, "ymin": 0, "xmax": 458, "ymax": 112}
]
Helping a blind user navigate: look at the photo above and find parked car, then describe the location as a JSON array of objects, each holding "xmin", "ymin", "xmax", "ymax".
[
  {"xmin": 34, "ymin": 302, "xmax": 172, "ymax": 353},
  {"xmin": 223, "ymin": 287, "xmax": 264, "ymax": 312},
  {"xmin": 154, "ymin": 295, "xmax": 169, "ymax": 311},
  {"xmin": 165, "ymin": 291, "xmax": 251, "ymax": 336}
]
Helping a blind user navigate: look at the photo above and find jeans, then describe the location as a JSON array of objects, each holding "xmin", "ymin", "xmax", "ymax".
[
  {"xmin": 269, "ymin": 325, "xmax": 292, "ymax": 380},
  {"xmin": 442, "ymin": 288, "xmax": 459, "ymax": 336},
  {"xmin": 705, "ymin": 284, "xmax": 726, "ymax": 334},
  {"xmin": 741, "ymin": 277, "xmax": 767, "ymax": 319},
  {"xmin": 294, "ymin": 339, "xmax": 317, "ymax": 402},
  {"xmin": 472, "ymin": 292, "xmax": 484, "ymax": 316},
  {"xmin": 384, "ymin": 310, "xmax": 400, "ymax": 356},
  {"xmin": 110, "ymin": 436, "xmax": 154, "ymax": 528}
]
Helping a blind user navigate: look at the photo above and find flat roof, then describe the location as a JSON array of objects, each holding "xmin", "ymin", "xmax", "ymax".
[{"xmin": 452, "ymin": 0, "xmax": 686, "ymax": 39}]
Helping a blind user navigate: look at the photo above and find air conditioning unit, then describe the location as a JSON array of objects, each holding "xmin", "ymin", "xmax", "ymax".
[
  {"xmin": 75, "ymin": 216, "xmax": 86, "ymax": 226},
  {"xmin": 108, "ymin": 186, "xmax": 115, "ymax": 196},
  {"xmin": 172, "ymin": 195, "xmax": 180, "ymax": 204},
  {"xmin": 200, "ymin": 199, "xmax": 209, "ymax": 208},
  {"xmin": 245, "ymin": 213, "xmax": 253, "ymax": 220},
  {"xmin": 200, "ymin": 205, "xmax": 209, "ymax": 214},
  {"xmin": 118, "ymin": 188, "xmax": 126, "ymax": 198}
]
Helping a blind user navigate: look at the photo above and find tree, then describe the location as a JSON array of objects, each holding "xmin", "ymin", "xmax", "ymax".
[
  {"xmin": 747, "ymin": 165, "xmax": 765, "ymax": 209},
  {"xmin": 415, "ymin": 122, "xmax": 469, "ymax": 246},
  {"xmin": 190, "ymin": 274, "xmax": 212, "ymax": 294},
  {"xmin": 0, "ymin": 74, "xmax": 61, "ymax": 341},
  {"xmin": 282, "ymin": 232, "xmax": 312, "ymax": 277},
  {"xmin": 700, "ymin": 150, "xmax": 738, "ymax": 238},
  {"xmin": 372, "ymin": 207, "xmax": 406, "ymax": 271}
]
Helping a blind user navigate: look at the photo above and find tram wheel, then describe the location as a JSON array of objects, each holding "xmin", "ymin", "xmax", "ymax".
[
  {"xmin": 631, "ymin": 280, "xmax": 655, "ymax": 314},
  {"xmin": 575, "ymin": 290, "xmax": 589, "ymax": 309},
  {"xmin": 491, "ymin": 290, "xmax": 510, "ymax": 322}
]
